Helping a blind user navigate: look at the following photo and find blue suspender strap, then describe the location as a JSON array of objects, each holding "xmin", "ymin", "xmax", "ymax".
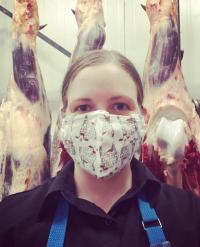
[
  {"xmin": 46, "ymin": 196, "xmax": 69, "ymax": 247},
  {"xmin": 46, "ymin": 192, "xmax": 172, "ymax": 247},
  {"xmin": 138, "ymin": 194, "xmax": 172, "ymax": 247}
]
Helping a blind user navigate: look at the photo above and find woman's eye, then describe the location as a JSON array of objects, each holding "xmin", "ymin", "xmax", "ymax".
[
  {"xmin": 75, "ymin": 105, "xmax": 92, "ymax": 112},
  {"xmin": 112, "ymin": 103, "xmax": 130, "ymax": 111}
]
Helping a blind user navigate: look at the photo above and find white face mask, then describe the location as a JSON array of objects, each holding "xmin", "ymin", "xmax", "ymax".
[{"xmin": 59, "ymin": 110, "xmax": 144, "ymax": 178}]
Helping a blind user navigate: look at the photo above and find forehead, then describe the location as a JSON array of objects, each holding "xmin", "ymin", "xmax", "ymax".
[{"xmin": 66, "ymin": 63, "xmax": 138, "ymax": 102}]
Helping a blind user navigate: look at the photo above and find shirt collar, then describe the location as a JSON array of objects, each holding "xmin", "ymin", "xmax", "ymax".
[{"xmin": 38, "ymin": 158, "xmax": 161, "ymax": 219}]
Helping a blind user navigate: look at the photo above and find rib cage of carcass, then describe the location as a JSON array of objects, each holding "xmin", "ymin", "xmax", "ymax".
[
  {"xmin": 141, "ymin": 0, "xmax": 200, "ymax": 196},
  {"xmin": 0, "ymin": 0, "xmax": 51, "ymax": 201}
]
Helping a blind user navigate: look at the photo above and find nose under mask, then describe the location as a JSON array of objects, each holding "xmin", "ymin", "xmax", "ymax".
[{"xmin": 59, "ymin": 110, "xmax": 144, "ymax": 178}]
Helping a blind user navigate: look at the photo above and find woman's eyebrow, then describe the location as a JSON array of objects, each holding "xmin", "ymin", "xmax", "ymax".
[
  {"xmin": 72, "ymin": 98, "xmax": 92, "ymax": 103},
  {"xmin": 68, "ymin": 96, "xmax": 135, "ymax": 109},
  {"xmin": 109, "ymin": 95, "xmax": 134, "ymax": 102},
  {"xmin": 69, "ymin": 98, "xmax": 92, "ymax": 108},
  {"xmin": 63, "ymin": 98, "xmax": 92, "ymax": 110}
]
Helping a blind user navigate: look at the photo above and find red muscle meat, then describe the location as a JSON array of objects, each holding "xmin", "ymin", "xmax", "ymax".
[
  {"xmin": 0, "ymin": 0, "xmax": 51, "ymax": 201},
  {"xmin": 141, "ymin": 0, "xmax": 200, "ymax": 195}
]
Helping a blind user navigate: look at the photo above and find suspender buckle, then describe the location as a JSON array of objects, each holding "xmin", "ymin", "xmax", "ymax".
[
  {"xmin": 150, "ymin": 241, "xmax": 172, "ymax": 247},
  {"xmin": 142, "ymin": 218, "xmax": 162, "ymax": 230}
]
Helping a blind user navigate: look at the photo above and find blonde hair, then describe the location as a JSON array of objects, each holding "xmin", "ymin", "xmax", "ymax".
[{"xmin": 62, "ymin": 50, "xmax": 143, "ymax": 107}]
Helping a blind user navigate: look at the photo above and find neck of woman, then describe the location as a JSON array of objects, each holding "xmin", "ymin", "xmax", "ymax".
[{"xmin": 74, "ymin": 164, "xmax": 132, "ymax": 213}]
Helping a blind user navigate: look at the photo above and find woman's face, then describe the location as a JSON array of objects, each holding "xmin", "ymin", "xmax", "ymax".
[{"xmin": 64, "ymin": 63, "xmax": 141, "ymax": 116}]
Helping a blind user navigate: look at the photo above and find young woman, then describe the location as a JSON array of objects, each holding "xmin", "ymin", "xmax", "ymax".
[{"xmin": 0, "ymin": 50, "xmax": 200, "ymax": 247}]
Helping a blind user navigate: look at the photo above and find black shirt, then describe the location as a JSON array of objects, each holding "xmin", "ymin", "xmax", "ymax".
[{"xmin": 0, "ymin": 158, "xmax": 200, "ymax": 247}]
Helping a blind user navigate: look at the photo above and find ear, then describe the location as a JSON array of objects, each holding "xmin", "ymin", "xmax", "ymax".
[{"xmin": 60, "ymin": 102, "xmax": 68, "ymax": 116}]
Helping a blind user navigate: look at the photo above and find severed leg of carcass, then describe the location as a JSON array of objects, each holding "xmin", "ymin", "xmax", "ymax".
[
  {"xmin": 51, "ymin": 0, "xmax": 106, "ymax": 176},
  {"xmin": 0, "ymin": 0, "xmax": 51, "ymax": 201},
  {"xmin": 70, "ymin": 0, "xmax": 106, "ymax": 63},
  {"xmin": 141, "ymin": 0, "xmax": 200, "ymax": 195}
]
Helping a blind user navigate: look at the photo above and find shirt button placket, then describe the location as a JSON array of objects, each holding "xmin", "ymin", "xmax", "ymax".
[{"xmin": 104, "ymin": 219, "xmax": 112, "ymax": 226}]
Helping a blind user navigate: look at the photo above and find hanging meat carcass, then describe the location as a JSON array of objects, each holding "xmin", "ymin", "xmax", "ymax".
[
  {"xmin": 141, "ymin": 0, "xmax": 200, "ymax": 195},
  {"xmin": 51, "ymin": 0, "xmax": 106, "ymax": 176},
  {"xmin": 0, "ymin": 101, "xmax": 9, "ymax": 200},
  {"xmin": 0, "ymin": 0, "xmax": 51, "ymax": 201}
]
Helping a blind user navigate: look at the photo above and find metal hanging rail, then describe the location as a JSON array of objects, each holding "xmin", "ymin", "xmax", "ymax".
[{"xmin": 0, "ymin": 5, "xmax": 71, "ymax": 57}]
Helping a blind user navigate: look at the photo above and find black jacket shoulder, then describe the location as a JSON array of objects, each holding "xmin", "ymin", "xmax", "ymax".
[
  {"xmin": 0, "ymin": 177, "xmax": 54, "ymax": 232},
  {"xmin": 154, "ymin": 183, "xmax": 200, "ymax": 232}
]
